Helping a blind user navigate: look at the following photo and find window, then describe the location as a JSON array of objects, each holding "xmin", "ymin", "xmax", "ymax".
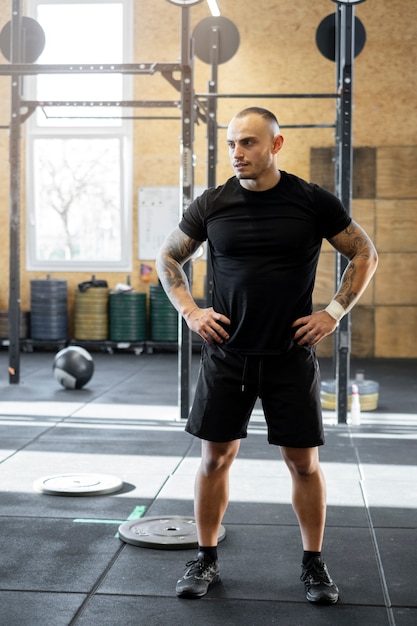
[{"xmin": 26, "ymin": 0, "xmax": 132, "ymax": 271}]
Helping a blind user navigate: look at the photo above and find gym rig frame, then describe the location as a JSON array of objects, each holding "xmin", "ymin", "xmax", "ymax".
[{"xmin": 0, "ymin": 0, "xmax": 365, "ymax": 424}]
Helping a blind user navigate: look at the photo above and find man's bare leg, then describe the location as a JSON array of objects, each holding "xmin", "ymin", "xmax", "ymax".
[
  {"xmin": 280, "ymin": 445, "xmax": 338, "ymax": 604},
  {"xmin": 194, "ymin": 439, "xmax": 241, "ymax": 547},
  {"xmin": 280, "ymin": 445, "xmax": 326, "ymax": 550},
  {"xmin": 175, "ymin": 439, "xmax": 240, "ymax": 598}
]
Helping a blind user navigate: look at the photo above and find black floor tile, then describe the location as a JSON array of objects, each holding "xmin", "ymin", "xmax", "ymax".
[
  {"xmin": 375, "ymin": 528, "xmax": 417, "ymax": 607},
  {"xmin": 75, "ymin": 595, "xmax": 392, "ymax": 626},
  {"xmin": 0, "ymin": 518, "xmax": 123, "ymax": 592},
  {"xmin": 0, "ymin": 592, "xmax": 86, "ymax": 626},
  {"xmin": 393, "ymin": 608, "xmax": 417, "ymax": 626},
  {"xmin": 0, "ymin": 491, "xmax": 151, "ymax": 521},
  {"xmin": 368, "ymin": 505, "xmax": 417, "ymax": 529}
]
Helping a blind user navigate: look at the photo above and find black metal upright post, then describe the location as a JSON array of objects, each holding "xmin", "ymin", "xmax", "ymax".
[
  {"xmin": 334, "ymin": 2, "xmax": 355, "ymax": 423},
  {"xmin": 178, "ymin": 4, "xmax": 196, "ymax": 420},
  {"xmin": 205, "ymin": 24, "xmax": 220, "ymax": 303},
  {"xmin": 8, "ymin": 0, "xmax": 22, "ymax": 384}
]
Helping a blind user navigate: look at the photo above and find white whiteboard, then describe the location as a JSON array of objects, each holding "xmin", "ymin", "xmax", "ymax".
[{"xmin": 138, "ymin": 186, "xmax": 205, "ymax": 260}]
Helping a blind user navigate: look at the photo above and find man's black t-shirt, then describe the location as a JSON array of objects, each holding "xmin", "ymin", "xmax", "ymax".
[{"xmin": 179, "ymin": 172, "xmax": 351, "ymax": 355}]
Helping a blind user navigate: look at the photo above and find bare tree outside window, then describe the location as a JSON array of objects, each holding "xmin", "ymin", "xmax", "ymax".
[
  {"xmin": 26, "ymin": 1, "xmax": 132, "ymax": 271},
  {"xmin": 34, "ymin": 138, "xmax": 121, "ymax": 262}
]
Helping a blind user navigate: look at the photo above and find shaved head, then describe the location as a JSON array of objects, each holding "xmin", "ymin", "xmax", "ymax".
[{"xmin": 232, "ymin": 107, "xmax": 281, "ymax": 137}]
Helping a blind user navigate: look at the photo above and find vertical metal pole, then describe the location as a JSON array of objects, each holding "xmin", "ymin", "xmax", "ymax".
[
  {"xmin": 178, "ymin": 5, "xmax": 195, "ymax": 420},
  {"xmin": 205, "ymin": 25, "xmax": 220, "ymax": 303},
  {"xmin": 334, "ymin": 3, "xmax": 355, "ymax": 423},
  {"xmin": 8, "ymin": 0, "xmax": 22, "ymax": 384}
]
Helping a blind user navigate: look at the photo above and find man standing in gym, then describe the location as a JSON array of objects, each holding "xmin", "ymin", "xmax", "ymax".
[{"xmin": 156, "ymin": 107, "xmax": 378, "ymax": 603}]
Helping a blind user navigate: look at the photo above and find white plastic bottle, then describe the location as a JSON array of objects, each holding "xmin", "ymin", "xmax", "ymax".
[{"xmin": 350, "ymin": 383, "xmax": 361, "ymax": 425}]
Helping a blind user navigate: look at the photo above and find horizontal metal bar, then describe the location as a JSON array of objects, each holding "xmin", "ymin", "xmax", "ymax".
[
  {"xmin": 218, "ymin": 123, "xmax": 336, "ymax": 130},
  {"xmin": 23, "ymin": 100, "xmax": 180, "ymax": 108},
  {"xmin": 42, "ymin": 114, "xmax": 181, "ymax": 121},
  {"xmin": 196, "ymin": 92, "xmax": 340, "ymax": 99},
  {"xmin": 280, "ymin": 123, "xmax": 336, "ymax": 129},
  {"xmin": 20, "ymin": 100, "xmax": 335, "ymax": 127},
  {"xmin": 0, "ymin": 62, "xmax": 181, "ymax": 75}
]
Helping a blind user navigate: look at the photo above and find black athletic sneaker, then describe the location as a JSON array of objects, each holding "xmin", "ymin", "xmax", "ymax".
[
  {"xmin": 176, "ymin": 552, "xmax": 220, "ymax": 598},
  {"xmin": 300, "ymin": 556, "xmax": 339, "ymax": 604}
]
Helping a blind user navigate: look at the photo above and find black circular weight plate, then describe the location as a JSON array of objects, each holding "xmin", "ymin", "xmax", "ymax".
[
  {"xmin": 316, "ymin": 13, "xmax": 366, "ymax": 62},
  {"xmin": 0, "ymin": 16, "xmax": 46, "ymax": 63},
  {"xmin": 193, "ymin": 16, "xmax": 240, "ymax": 65},
  {"xmin": 34, "ymin": 473, "xmax": 123, "ymax": 496},
  {"xmin": 118, "ymin": 516, "xmax": 226, "ymax": 550}
]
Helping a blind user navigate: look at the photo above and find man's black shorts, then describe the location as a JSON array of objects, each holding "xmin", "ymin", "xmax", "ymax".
[{"xmin": 186, "ymin": 342, "xmax": 324, "ymax": 448}]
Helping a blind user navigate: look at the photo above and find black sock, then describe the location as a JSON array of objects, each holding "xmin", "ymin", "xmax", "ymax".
[
  {"xmin": 198, "ymin": 546, "xmax": 218, "ymax": 562},
  {"xmin": 302, "ymin": 550, "xmax": 321, "ymax": 566}
]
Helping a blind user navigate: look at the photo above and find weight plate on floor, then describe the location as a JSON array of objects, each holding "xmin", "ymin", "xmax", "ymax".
[
  {"xmin": 33, "ymin": 473, "xmax": 123, "ymax": 496},
  {"xmin": 118, "ymin": 515, "xmax": 226, "ymax": 550}
]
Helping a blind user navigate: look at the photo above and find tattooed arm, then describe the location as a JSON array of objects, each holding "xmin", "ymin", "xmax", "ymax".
[
  {"xmin": 156, "ymin": 227, "xmax": 230, "ymax": 344},
  {"xmin": 326, "ymin": 220, "xmax": 379, "ymax": 313},
  {"xmin": 292, "ymin": 220, "xmax": 378, "ymax": 347}
]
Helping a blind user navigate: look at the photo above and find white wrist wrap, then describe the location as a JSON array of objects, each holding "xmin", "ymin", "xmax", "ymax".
[{"xmin": 325, "ymin": 300, "xmax": 346, "ymax": 322}]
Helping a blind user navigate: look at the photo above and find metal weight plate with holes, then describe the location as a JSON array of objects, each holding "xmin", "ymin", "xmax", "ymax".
[
  {"xmin": 34, "ymin": 473, "xmax": 123, "ymax": 496},
  {"xmin": 192, "ymin": 16, "xmax": 240, "ymax": 65},
  {"xmin": 119, "ymin": 516, "xmax": 226, "ymax": 550}
]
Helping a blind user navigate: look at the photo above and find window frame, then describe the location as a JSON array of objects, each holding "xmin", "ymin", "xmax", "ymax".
[{"xmin": 25, "ymin": 0, "xmax": 133, "ymax": 272}]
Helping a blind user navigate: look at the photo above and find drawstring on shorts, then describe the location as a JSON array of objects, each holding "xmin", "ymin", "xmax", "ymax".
[
  {"xmin": 240, "ymin": 356, "xmax": 264, "ymax": 397},
  {"xmin": 241, "ymin": 356, "xmax": 248, "ymax": 392}
]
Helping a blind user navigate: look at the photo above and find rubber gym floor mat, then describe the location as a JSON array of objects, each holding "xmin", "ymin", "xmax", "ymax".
[
  {"xmin": 73, "ymin": 595, "xmax": 393, "ymax": 626},
  {"xmin": 0, "ymin": 591, "xmax": 87, "ymax": 626}
]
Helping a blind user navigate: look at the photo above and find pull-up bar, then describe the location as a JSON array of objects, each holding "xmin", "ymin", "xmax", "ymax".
[
  {"xmin": 195, "ymin": 92, "xmax": 340, "ymax": 99},
  {"xmin": 0, "ymin": 62, "xmax": 181, "ymax": 75}
]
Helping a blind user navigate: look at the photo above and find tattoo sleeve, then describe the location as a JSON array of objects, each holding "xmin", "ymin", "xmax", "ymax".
[
  {"xmin": 156, "ymin": 228, "xmax": 203, "ymax": 293},
  {"xmin": 328, "ymin": 221, "xmax": 378, "ymax": 312}
]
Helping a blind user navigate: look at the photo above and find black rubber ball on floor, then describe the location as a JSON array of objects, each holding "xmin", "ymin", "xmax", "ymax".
[{"xmin": 53, "ymin": 346, "xmax": 94, "ymax": 389}]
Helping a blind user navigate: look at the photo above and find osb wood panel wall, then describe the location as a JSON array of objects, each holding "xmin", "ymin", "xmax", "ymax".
[
  {"xmin": 375, "ymin": 147, "xmax": 417, "ymax": 358},
  {"xmin": 311, "ymin": 146, "xmax": 417, "ymax": 359}
]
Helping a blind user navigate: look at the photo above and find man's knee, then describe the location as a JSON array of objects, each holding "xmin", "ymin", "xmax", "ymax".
[
  {"xmin": 200, "ymin": 440, "xmax": 240, "ymax": 476},
  {"xmin": 280, "ymin": 446, "xmax": 320, "ymax": 477}
]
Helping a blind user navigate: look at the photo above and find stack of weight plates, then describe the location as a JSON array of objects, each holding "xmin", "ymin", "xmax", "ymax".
[
  {"xmin": 74, "ymin": 287, "xmax": 109, "ymax": 341},
  {"xmin": 149, "ymin": 284, "xmax": 178, "ymax": 342},
  {"xmin": 320, "ymin": 378, "xmax": 380, "ymax": 411},
  {"xmin": 0, "ymin": 310, "xmax": 30, "ymax": 339},
  {"xmin": 109, "ymin": 292, "xmax": 147, "ymax": 342},
  {"xmin": 30, "ymin": 279, "xmax": 68, "ymax": 340}
]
